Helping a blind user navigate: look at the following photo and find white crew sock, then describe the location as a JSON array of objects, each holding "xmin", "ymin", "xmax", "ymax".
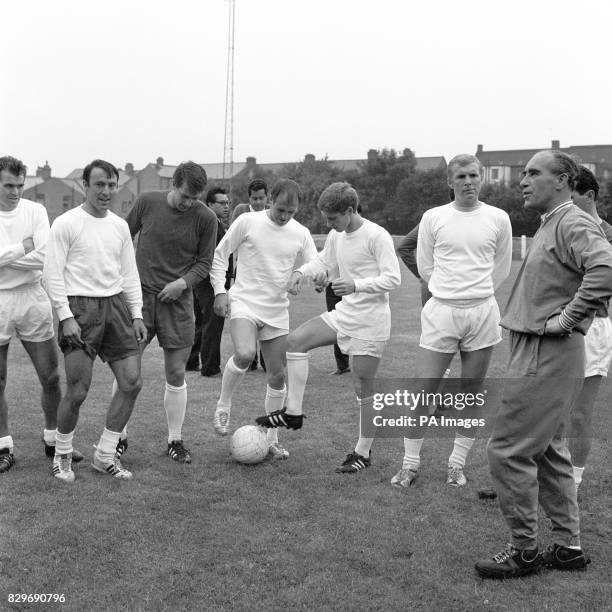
[
  {"xmin": 218, "ymin": 356, "xmax": 248, "ymax": 407},
  {"xmin": 0, "ymin": 435, "xmax": 14, "ymax": 452},
  {"xmin": 448, "ymin": 433, "xmax": 475, "ymax": 468},
  {"xmin": 354, "ymin": 396, "xmax": 374, "ymax": 458},
  {"xmin": 165, "ymin": 382, "xmax": 187, "ymax": 443},
  {"xmin": 96, "ymin": 428, "xmax": 121, "ymax": 460},
  {"xmin": 402, "ymin": 437, "xmax": 424, "ymax": 471},
  {"xmin": 111, "ymin": 379, "xmax": 128, "ymax": 440},
  {"xmin": 43, "ymin": 428, "xmax": 56, "ymax": 446},
  {"xmin": 573, "ymin": 465, "xmax": 585, "ymax": 487},
  {"xmin": 265, "ymin": 385, "xmax": 286, "ymax": 444},
  {"xmin": 286, "ymin": 352, "xmax": 309, "ymax": 416},
  {"xmin": 55, "ymin": 431, "xmax": 74, "ymax": 455}
]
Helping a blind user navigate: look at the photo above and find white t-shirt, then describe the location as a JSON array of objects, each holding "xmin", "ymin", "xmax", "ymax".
[
  {"xmin": 43, "ymin": 205, "xmax": 142, "ymax": 321},
  {"xmin": 298, "ymin": 219, "xmax": 401, "ymax": 341},
  {"xmin": 417, "ymin": 202, "xmax": 512, "ymax": 302},
  {"xmin": 0, "ymin": 198, "xmax": 50, "ymax": 290},
  {"xmin": 210, "ymin": 210, "xmax": 318, "ymax": 328}
]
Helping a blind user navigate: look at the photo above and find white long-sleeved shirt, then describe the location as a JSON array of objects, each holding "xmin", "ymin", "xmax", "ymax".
[
  {"xmin": 43, "ymin": 205, "xmax": 142, "ymax": 321},
  {"xmin": 0, "ymin": 198, "xmax": 49, "ymax": 290},
  {"xmin": 210, "ymin": 210, "xmax": 317, "ymax": 328},
  {"xmin": 417, "ymin": 202, "xmax": 512, "ymax": 301},
  {"xmin": 298, "ymin": 219, "xmax": 401, "ymax": 341}
]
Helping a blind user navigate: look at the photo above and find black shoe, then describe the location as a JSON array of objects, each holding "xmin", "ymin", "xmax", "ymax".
[
  {"xmin": 0, "ymin": 448, "xmax": 15, "ymax": 473},
  {"xmin": 44, "ymin": 441, "xmax": 84, "ymax": 463},
  {"xmin": 475, "ymin": 544, "xmax": 544, "ymax": 578},
  {"xmin": 185, "ymin": 361, "xmax": 200, "ymax": 372},
  {"xmin": 544, "ymin": 544, "xmax": 590, "ymax": 571},
  {"xmin": 116, "ymin": 438, "xmax": 128, "ymax": 457},
  {"xmin": 331, "ymin": 367, "xmax": 351, "ymax": 375},
  {"xmin": 255, "ymin": 408, "xmax": 304, "ymax": 430},
  {"xmin": 167, "ymin": 440, "xmax": 192, "ymax": 464},
  {"xmin": 335, "ymin": 451, "xmax": 371, "ymax": 473}
]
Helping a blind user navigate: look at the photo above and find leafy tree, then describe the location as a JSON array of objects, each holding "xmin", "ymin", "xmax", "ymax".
[{"xmin": 480, "ymin": 181, "xmax": 540, "ymax": 236}]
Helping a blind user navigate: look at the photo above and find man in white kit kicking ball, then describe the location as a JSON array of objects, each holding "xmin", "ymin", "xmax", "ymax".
[{"xmin": 210, "ymin": 179, "xmax": 317, "ymax": 459}]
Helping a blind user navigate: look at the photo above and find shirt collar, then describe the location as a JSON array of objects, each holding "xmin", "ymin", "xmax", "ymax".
[{"xmin": 541, "ymin": 200, "xmax": 573, "ymax": 224}]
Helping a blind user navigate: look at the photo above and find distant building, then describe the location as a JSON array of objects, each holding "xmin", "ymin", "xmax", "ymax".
[{"xmin": 476, "ymin": 141, "xmax": 612, "ymax": 185}]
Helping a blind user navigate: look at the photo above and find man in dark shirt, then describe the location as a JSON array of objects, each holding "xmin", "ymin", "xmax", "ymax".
[
  {"xmin": 125, "ymin": 162, "xmax": 217, "ymax": 464},
  {"xmin": 476, "ymin": 151, "xmax": 612, "ymax": 578},
  {"xmin": 187, "ymin": 187, "xmax": 233, "ymax": 376}
]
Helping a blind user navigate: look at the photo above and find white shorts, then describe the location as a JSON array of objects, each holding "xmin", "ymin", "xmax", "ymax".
[
  {"xmin": 584, "ymin": 316, "xmax": 612, "ymax": 377},
  {"xmin": 420, "ymin": 296, "xmax": 502, "ymax": 353},
  {"xmin": 0, "ymin": 282, "xmax": 55, "ymax": 346},
  {"xmin": 320, "ymin": 310, "xmax": 386, "ymax": 358},
  {"xmin": 230, "ymin": 299, "xmax": 287, "ymax": 342}
]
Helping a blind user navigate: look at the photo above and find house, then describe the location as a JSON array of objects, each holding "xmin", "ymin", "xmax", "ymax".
[{"xmin": 476, "ymin": 141, "xmax": 612, "ymax": 185}]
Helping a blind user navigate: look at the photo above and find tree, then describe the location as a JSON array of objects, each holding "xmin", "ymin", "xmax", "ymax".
[{"xmin": 480, "ymin": 182, "xmax": 540, "ymax": 236}]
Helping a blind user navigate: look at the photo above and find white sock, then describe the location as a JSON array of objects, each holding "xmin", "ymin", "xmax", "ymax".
[
  {"xmin": 448, "ymin": 433, "xmax": 475, "ymax": 468},
  {"xmin": 265, "ymin": 385, "xmax": 286, "ymax": 444},
  {"xmin": 165, "ymin": 382, "xmax": 187, "ymax": 443},
  {"xmin": 0, "ymin": 435, "xmax": 14, "ymax": 452},
  {"xmin": 573, "ymin": 465, "xmax": 585, "ymax": 487},
  {"xmin": 354, "ymin": 396, "xmax": 374, "ymax": 458},
  {"xmin": 286, "ymin": 352, "xmax": 309, "ymax": 416},
  {"xmin": 97, "ymin": 428, "xmax": 121, "ymax": 459},
  {"xmin": 402, "ymin": 438, "xmax": 424, "ymax": 471},
  {"xmin": 43, "ymin": 428, "xmax": 56, "ymax": 446},
  {"xmin": 218, "ymin": 356, "xmax": 248, "ymax": 407},
  {"xmin": 55, "ymin": 431, "xmax": 74, "ymax": 455}
]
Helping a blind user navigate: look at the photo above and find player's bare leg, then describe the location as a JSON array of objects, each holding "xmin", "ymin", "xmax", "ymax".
[
  {"xmin": 445, "ymin": 346, "xmax": 493, "ymax": 486},
  {"xmin": 53, "ymin": 350, "xmax": 94, "ymax": 482},
  {"xmin": 568, "ymin": 375, "xmax": 602, "ymax": 488},
  {"xmin": 214, "ymin": 319, "xmax": 257, "ymax": 435},
  {"xmin": 0, "ymin": 345, "xmax": 14, "ymax": 473},
  {"xmin": 336, "ymin": 354, "xmax": 380, "ymax": 474},
  {"xmin": 259, "ymin": 334, "xmax": 289, "ymax": 458}
]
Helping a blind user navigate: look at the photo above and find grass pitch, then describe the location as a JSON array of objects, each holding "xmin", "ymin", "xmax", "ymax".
[{"xmin": 1, "ymin": 263, "xmax": 611, "ymax": 611}]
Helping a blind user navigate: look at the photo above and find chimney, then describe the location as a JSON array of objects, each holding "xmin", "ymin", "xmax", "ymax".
[
  {"xmin": 367, "ymin": 149, "xmax": 378, "ymax": 161},
  {"xmin": 551, "ymin": 140, "xmax": 560, "ymax": 150},
  {"xmin": 476, "ymin": 144, "xmax": 483, "ymax": 155},
  {"xmin": 156, "ymin": 156, "xmax": 164, "ymax": 169},
  {"xmin": 125, "ymin": 162, "xmax": 135, "ymax": 176},
  {"xmin": 246, "ymin": 156, "xmax": 257, "ymax": 168},
  {"xmin": 304, "ymin": 153, "xmax": 315, "ymax": 164},
  {"xmin": 36, "ymin": 161, "xmax": 51, "ymax": 180}
]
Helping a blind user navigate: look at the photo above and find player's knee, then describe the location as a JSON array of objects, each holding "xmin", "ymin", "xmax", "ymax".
[
  {"xmin": 570, "ymin": 411, "xmax": 587, "ymax": 434},
  {"xmin": 118, "ymin": 374, "xmax": 142, "ymax": 397},
  {"xmin": 234, "ymin": 348, "xmax": 256, "ymax": 368},
  {"xmin": 286, "ymin": 334, "xmax": 305, "ymax": 353},
  {"xmin": 65, "ymin": 383, "xmax": 89, "ymax": 408},
  {"xmin": 40, "ymin": 369, "xmax": 61, "ymax": 392}
]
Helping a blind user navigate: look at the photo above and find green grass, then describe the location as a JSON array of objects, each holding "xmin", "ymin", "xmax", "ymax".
[{"xmin": 1, "ymin": 262, "xmax": 611, "ymax": 611}]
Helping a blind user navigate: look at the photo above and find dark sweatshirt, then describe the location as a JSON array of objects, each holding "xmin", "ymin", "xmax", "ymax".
[{"xmin": 126, "ymin": 191, "xmax": 217, "ymax": 294}]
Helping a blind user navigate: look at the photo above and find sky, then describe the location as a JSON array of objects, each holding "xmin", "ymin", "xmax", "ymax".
[{"xmin": 3, "ymin": 0, "xmax": 612, "ymax": 177}]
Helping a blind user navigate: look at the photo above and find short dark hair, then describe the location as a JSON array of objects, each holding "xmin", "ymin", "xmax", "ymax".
[
  {"xmin": 248, "ymin": 178, "xmax": 268, "ymax": 196},
  {"xmin": 83, "ymin": 159, "xmax": 119, "ymax": 185},
  {"xmin": 173, "ymin": 161, "xmax": 207, "ymax": 193},
  {"xmin": 206, "ymin": 186, "xmax": 228, "ymax": 205},
  {"xmin": 574, "ymin": 166, "xmax": 599, "ymax": 200},
  {"xmin": 317, "ymin": 182, "xmax": 359, "ymax": 214},
  {"xmin": 545, "ymin": 150, "xmax": 580, "ymax": 191},
  {"xmin": 271, "ymin": 178, "xmax": 301, "ymax": 205},
  {"xmin": 0, "ymin": 156, "xmax": 27, "ymax": 177}
]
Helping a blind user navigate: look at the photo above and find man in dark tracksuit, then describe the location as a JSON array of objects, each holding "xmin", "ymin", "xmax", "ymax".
[
  {"xmin": 397, "ymin": 223, "xmax": 431, "ymax": 307},
  {"xmin": 476, "ymin": 150, "xmax": 612, "ymax": 578}
]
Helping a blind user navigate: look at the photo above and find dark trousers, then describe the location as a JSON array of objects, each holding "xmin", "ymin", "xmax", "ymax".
[
  {"xmin": 189, "ymin": 283, "xmax": 225, "ymax": 375},
  {"xmin": 325, "ymin": 284, "xmax": 349, "ymax": 371}
]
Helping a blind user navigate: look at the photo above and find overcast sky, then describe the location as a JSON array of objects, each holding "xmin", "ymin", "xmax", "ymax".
[{"xmin": 3, "ymin": 0, "xmax": 611, "ymax": 177}]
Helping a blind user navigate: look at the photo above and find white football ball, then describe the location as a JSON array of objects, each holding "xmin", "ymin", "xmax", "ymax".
[{"xmin": 230, "ymin": 425, "xmax": 269, "ymax": 464}]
